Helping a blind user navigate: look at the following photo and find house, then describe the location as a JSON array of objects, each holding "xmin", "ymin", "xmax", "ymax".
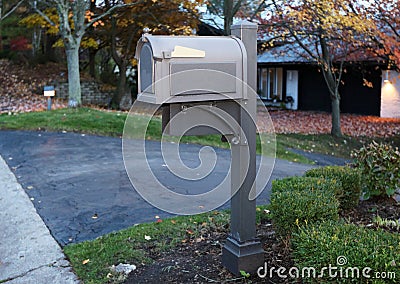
[
  {"xmin": 381, "ymin": 70, "xmax": 400, "ymax": 118},
  {"xmin": 257, "ymin": 46, "xmax": 400, "ymax": 118}
]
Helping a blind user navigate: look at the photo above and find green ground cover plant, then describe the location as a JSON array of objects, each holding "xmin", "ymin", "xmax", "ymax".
[{"xmin": 352, "ymin": 141, "xmax": 400, "ymax": 199}]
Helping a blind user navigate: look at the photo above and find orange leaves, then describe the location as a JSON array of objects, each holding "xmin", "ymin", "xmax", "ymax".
[
  {"xmin": 85, "ymin": 10, "xmax": 94, "ymax": 21},
  {"xmin": 362, "ymin": 78, "xmax": 374, "ymax": 88},
  {"xmin": 85, "ymin": 10, "xmax": 104, "ymax": 28},
  {"xmin": 257, "ymin": 108, "xmax": 400, "ymax": 138},
  {"xmin": 285, "ymin": 0, "xmax": 373, "ymax": 40}
]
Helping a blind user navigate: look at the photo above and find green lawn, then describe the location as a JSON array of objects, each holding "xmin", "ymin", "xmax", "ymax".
[{"xmin": 0, "ymin": 108, "xmax": 126, "ymax": 136}]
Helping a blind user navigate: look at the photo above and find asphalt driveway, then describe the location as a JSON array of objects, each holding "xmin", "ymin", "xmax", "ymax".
[{"xmin": 0, "ymin": 130, "xmax": 323, "ymax": 246}]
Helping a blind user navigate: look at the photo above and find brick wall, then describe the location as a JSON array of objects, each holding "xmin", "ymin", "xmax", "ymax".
[{"xmin": 55, "ymin": 81, "xmax": 116, "ymax": 107}]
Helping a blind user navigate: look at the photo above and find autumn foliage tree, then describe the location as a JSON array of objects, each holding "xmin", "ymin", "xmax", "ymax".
[
  {"xmin": 106, "ymin": 0, "xmax": 201, "ymax": 107},
  {"xmin": 0, "ymin": 0, "xmax": 26, "ymax": 50},
  {"xmin": 363, "ymin": 0, "xmax": 400, "ymax": 70},
  {"xmin": 260, "ymin": 0, "xmax": 375, "ymax": 137},
  {"xmin": 25, "ymin": 0, "xmax": 143, "ymax": 107}
]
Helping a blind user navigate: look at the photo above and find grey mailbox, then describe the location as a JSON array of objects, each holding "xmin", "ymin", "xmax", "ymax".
[{"xmin": 135, "ymin": 34, "xmax": 247, "ymax": 104}]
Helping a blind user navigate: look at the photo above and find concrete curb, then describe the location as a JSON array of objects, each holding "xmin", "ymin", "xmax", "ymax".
[{"xmin": 0, "ymin": 155, "xmax": 80, "ymax": 283}]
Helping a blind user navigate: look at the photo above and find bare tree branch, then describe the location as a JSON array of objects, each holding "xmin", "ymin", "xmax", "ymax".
[
  {"xmin": 31, "ymin": 4, "xmax": 56, "ymax": 26},
  {"xmin": 1, "ymin": 0, "xmax": 25, "ymax": 21},
  {"xmin": 232, "ymin": 0, "xmax": 243, "ymax": 16},
  {"xmin": 250, "ymin": 0, "xmax": 269, "ymax": 21}
]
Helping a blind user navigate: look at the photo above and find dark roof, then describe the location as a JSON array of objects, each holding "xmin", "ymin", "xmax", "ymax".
[
  {"xmin": 258, "ymin": 41, "xmax": 385, "ymax": 65},
  {"xmin": 258, "ymin": 44, "xmax": 311, "ymax": 64},
  {"xmin": 197, "ymin": 22, "xmax": 224, "ymax": 36}
]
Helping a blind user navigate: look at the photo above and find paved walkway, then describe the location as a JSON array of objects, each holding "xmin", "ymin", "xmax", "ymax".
[
  {"xmin": 0, "ymin": 130, "xmax": 347, "ymax": 283},
  {"xmin": 0, "ymin": 155, "xmax": 79, "ymax": 283}
]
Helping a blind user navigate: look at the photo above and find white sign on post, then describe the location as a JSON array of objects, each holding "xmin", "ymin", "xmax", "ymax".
[{"xmin": 43, "ymin": 86, "xmax": 55, "ymax": 97}]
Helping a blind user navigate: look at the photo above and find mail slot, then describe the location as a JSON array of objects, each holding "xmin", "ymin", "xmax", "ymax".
[{"xmin": 135, "ymin": 34, "xmax": 247, "ymax": 104}]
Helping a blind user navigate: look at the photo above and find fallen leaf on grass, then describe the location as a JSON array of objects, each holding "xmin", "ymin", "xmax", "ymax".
[
  {"xmin": 186, "ymin": 229, "xmax": 194, "ymax": 235},
  {"xmin": 82, "ymin": 259, "xmax": 90, "ymax": 265},
  {"xmin": 170, "ymin": 220, "xmax": 176, "ymax": 224}
]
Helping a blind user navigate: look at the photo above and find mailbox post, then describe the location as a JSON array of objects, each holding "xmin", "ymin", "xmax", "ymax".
[{"xmin": 221, "ymin": 21, "xmax": 264, "ymax": 275}]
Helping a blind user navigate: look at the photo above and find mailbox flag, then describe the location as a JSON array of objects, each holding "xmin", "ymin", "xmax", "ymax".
[{"xmin": 171, "ymin": 46, "xmax": 205, "ymax": 58}]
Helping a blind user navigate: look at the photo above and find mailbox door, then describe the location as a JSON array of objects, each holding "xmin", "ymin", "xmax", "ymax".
[{"xmin": 139, "ymin": 43, "xmax": 154, "ymax": 94}]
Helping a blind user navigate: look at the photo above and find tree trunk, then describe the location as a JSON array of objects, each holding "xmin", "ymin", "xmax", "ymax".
[
  {"xmin": 111, "ymin": 61, "xmax": 127, "ymax": 109},
  {"xmin": 331, "ymin": 95, "xmax": 342, "ymax": 137},
  {"xmin": 223, "ymin": 0, "xmax": 234, "ymax": 35},
  {"xmin": 65, "ymin": 47, "xmax": 82, "ymax": 107}
]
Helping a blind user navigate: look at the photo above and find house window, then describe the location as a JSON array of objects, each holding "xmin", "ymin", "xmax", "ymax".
[{"xmin": 258, "ymin": 67, "xmax": 283, "ymax": 101}]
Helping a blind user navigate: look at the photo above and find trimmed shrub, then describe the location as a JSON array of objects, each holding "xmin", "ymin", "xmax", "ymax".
[
  {"xmin": 272, "ymin": 176, "xmax": 343, "ymax": 196},
  {"xmin": 352, "ymin": 141, "xmax": 400, "ymax": 199},
  {"xmin": 305, "ymin": 166, "xmax": 362, "ymax": 210},
  {"xmin": 292, "ymin": 221, "xmax": 400, "ymax": 283},
  {"xmin": 270, "ymin": 177, "xmax": 339, "ymax": 237},
  {"xmin": 272, "ymin": 176, "xmax": 343, "ymax": 207}
]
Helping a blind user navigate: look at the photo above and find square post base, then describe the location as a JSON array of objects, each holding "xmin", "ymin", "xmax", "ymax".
[{"xmin": 222, "ymin": 236, "xmax": 264, "ymax": 276}]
